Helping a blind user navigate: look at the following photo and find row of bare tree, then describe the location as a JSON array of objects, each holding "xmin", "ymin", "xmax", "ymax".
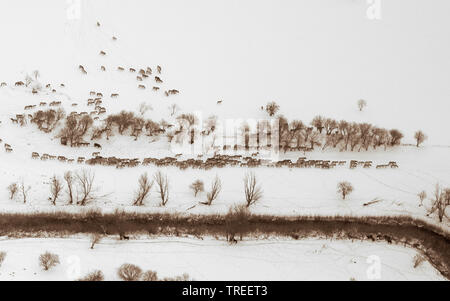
[
  {"xmin": 7, "ymin": 170, "xmax": 97, "ymax": 206},
  {"xmin": 31, "ymin": 108, "xmax": 65, "ymax": 132},
  {"xmin": 133, "ymin": 172, "xmax": 262, "ymax": 208},
  {"xmin": 91, "ymin": 111, "xmax": 164, "ymax": 141},
  {"xmin": 275, "ymin": 115, "xmax": 406, "ymax": 152}
]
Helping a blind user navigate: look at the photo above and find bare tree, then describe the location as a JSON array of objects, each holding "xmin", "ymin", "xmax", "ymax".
[
  {"xmin": 311, "ymin": 115, "xmax": 325, "ymax": 133},
  {"xmin": 49, "ymin": 175, "xmax": 63, "ymax": 205},
  {"xmin": 131, "ymin": 116, "xmax": 145, "ymax": 140},
  {"xmin": 31, "ymin": 108, "xmax": 65, "ymax": 132},
  {"xmin": 324, "ymin": 118, "xmax": 338, "ymax": 135},
  {"xmin": 141, "ymin": 270, "xmax": 158, "ymax": 281},
  {"xmin": 133, "ymin": 173, "xmax": 153, "ymax": 206},
  {"xmin": 357, "ymin": 99, "xmax": 367, "ymax": 111},
  {"xmin": 240, "ymin": 122, "xmax": 251, "ymax": 150},
  {"xmin": 76, "ymin": 169, "xmax": 96, "ymax": 206},
  {"xmin": 427, "ymin": 183, "xmax": 449, "ymax": 222},
  {"xmin": 110, "ymin": 111, "xmax": 135, "ymax": 135},
  {"xmin": 203, "ymin": 115, "xmax": 218, "ymax": 135},
  {"xmin": 203, "ymin": 176, "xmax": 221, "ymax": 205},
  {"xmin": 244, "ymin": 172, "xmax": 263, "ymax": 207},
  {"xmin": 417, "ymin": 190, "xmax": 427, "ymax": 207},
  {"xmin": 19, "ymin": 180, "xmax": 31, "ymax": 203},
  {"xmin": 7, "ymin": 183, "xmax": 18, "ymax": 200},
  {"xmin": 337, "ymin": 181, "xmax": 354, "ymax": 200},
  {"xmin": 265, "ymin": 101, "xmax": 280, "ymax": 117},
  {"xmin": 358, "ymin": 123, "xmax": 372, "ymax": 151},
  {"xmin": 190, "ymin": 180, "xmax": 204, "ymax": 197},
  {"xmin": 414, "ymin": 130, "xmax": 427, "ymax": 147},
  {"xmin": 154, "ymin": 171, "xmax": 169, "ymax": 206},
  {"xmin": 348, "ymin": 123, "xmax": 361, "ymax": 151},
  {"xmin": 307, "ymin": 130, "xmax": 322, "ymax": 150},
  {"xmin": 64, "ymin": 171, "xmax": 75, "ymax": 204},
  {"xmin": 90, "ymin": 233, "xmax": 102, "ymax": 249}
]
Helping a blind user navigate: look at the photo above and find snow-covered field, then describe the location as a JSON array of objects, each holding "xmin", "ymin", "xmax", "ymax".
[
  {"xmin": 0, "ymin": 137, "xmax": 449, "ymax": 230},
  {"xmin": 0, "ymin": 236, "xmax": 444, "ymax": 281}
]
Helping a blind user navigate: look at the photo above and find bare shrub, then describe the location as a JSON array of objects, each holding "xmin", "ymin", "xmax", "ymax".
[
  {"xmin": 413, "ymin": 254, "xmax": 426, "ymax": 268},
  {"xmin": 337, "ymin": 181, "xmax": 353, "ymax": 200},
  {"xmin": 133, "ymin": 173, "xmax": 153, "ymax": 206},
  {"xmin": 265, "ymin": 101, "xmax": 280, "ymax": 117},
  {"xmin": 64, "ymin": 171, "xmax": 75, "ymax": 205},
  {"xmin": 389, "ymin": 129, "xmax": 404, "ymax": 146},
  {"xmin": 204, "ymin": 176, "xmax": 221, "ymax": 205},
  {"xmin": 414, "ymin": 130, "xmax": 427, "ymax": 147},
  {"xmin": 0, "ymin": 251, "xmax": 6, "ymax": 268},
  {"xmin": 39, "ymin": 252, "xmax": 60, "ymax": 271},
  {"xmin": 49, "ymin": 175, "xmax": 63, "ymax": 205},
  {"xmin": 90, "ymin": 233, "xmax": 102, "ymax": 249},
  {"xmin": 117, "ymin": 263, "xmax": 142, "ymax": 281},
  {"xmin": 244, "ymin": 173, "xmax": 263, "ymax": 207},
  {"xmin": 190, "ymin": 179, "xmax": 204, "ymax": 197},
  {"xmin": 141, "ymin": 270, "xmax": 158, "ymax": 281},
  {"xmin": 19, "ymin": 180, "xmax": 31, "ymax": 203},
  {"xmin": 76, "ymin": 169, "xmax": 96, "ymax": 206},
  {"xmin": 311, "ymin": 115, "xmax": 325, "ymax": 133},
  {"xmin": 417, "ymin": 190, "xmax": 427, "ymax": 207},
  {"xmin": 154, "ymin": 171, "xmax": 169, "ymax": 206},
  {"xmin": 357, "ymin": 99, "xmax": 367, "ymax": 111},
  {"xmin": 7, "ymin": 183, "xmax": 18, "ymax": 200},
  {"xmin": 427, "ymin": 183, "xmax": 449, "ymax": 222},
  {"xmin": 78, "ymin": 270, "xmax": 104, "ymax": 281}
]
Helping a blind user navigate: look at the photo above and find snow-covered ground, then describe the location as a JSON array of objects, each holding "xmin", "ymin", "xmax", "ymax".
[
  {"xmin": 0, "ymin": 139, "xmax": 449, "ymax": 230},
  {"xmin": 0, "ymin": 1, "xmax": 449, "ymax": 281},
  {"xmin": 0, "ymin": 236, "xmax": 444, "ymax": 281}
]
